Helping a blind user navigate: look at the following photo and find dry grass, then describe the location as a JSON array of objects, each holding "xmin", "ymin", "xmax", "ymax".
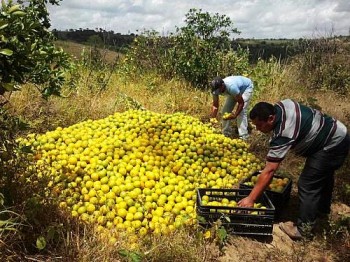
[{"xmin": 6, "ymin": 72, "xmax": 211, "ymax": 134}]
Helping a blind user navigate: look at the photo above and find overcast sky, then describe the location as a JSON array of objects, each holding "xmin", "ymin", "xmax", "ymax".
[{"xmin": 48, "ymin": 0, "xmax": 350, "ymax": 39}]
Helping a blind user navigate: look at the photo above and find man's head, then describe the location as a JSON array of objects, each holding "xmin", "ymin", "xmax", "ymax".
[
  {"xmin": 249, "ymin": 102, "xmax": 276, "ymax": 133},
  {"xmin": 211, "ymin": 77, "xmax": 225, "ymax": 95}
]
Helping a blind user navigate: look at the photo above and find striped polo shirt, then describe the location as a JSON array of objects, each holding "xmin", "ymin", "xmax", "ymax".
[{"xmin": 267, "ymin": 99, "xmax": 348, "ymax": 162}]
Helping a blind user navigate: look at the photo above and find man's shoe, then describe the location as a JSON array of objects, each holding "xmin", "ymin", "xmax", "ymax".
[{"xmin": 279, "ymin": 222, "xmax": 303, "ymax": 240}]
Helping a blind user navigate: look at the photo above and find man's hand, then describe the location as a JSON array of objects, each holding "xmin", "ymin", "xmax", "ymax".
[
  {"xmin": 238, "ymin": 196, "xmax": 255, "ymax": 207},
  {"xmin": 209, "ymin": 118, "xmax": 218, "ymax": 124},
  {"xmin": 223, "ymin": 112, "xmax": 235, "ymax": 120}
]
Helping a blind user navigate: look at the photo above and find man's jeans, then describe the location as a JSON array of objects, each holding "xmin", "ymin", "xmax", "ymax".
[
  {"xmin": 222, "ymin": 88, "xmax": 253, "ymax": 139},
  {"xmin": 297, "ymin": 134, "xmax": 350, "ymax": 233}
]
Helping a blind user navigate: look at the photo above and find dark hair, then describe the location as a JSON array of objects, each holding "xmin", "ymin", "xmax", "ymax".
[
  {"xmin": 211, "ymin": 77, "xmax": 224, "ymax": 91},
  {"xmin": 249, "ymin": 102, "xmax": 276, "ymax": 121}
]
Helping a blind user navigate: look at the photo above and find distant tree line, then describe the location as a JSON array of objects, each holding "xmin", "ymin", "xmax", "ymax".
[
  {"xmin": 52, "ymin": 28, "xmax": 350, "ymax": 63},
  {"xmin": 52, "ymin": 28, "xmax": 136, "ymax": 53},
  {"xmin": 232, "ymin": 38, "xmax": 303, "ymax": 62}
]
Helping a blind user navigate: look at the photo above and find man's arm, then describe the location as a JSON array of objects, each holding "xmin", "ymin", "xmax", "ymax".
[
  {"xmin": 211, "ymin": 95, "xmax": 219, "ymax": 118},
  {"xmin": 238, "ymin": 161, "xmax": 281, "ymax": 207},
  {"xmin": 232, "ymin": 94, "xmax": 244, "ymax": 118}
]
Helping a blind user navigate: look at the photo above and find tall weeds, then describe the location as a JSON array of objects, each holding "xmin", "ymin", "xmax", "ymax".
[{"xmin": 292, "ymin": 37, "xmax": 350, "ymax": 94}]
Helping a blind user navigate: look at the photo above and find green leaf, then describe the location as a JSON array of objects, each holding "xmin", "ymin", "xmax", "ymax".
[
  {"xmin": 217, "ymin": 226, "xmax": 227, "ymax": 243},
  {"xmin": 11, "ymin": 10, "xmax": 26, "ymax": 17},
  {"xmin": 223, "ymin": 215, "xmax": 231, "ymax": 223},
  {"xmin": 0, "ymin": 48, "xmax": 13, "ymax": 56},
  {"xmin": 17, "ymin": 120, "xmax": 30, "ymax": 130},
  {"xmin": 2, "ymin": 82, "xmax": 15, "ymax": 91},
  {"xmin": 31, "ymin": 43, "xmax": 37, "ymax": 51},
  {"xmin": 0, "ymin": 20, "xmax": 8, "ymax": 30},
  {"xmin": 47, "ymin": 227, "xmax": 56, "ymax": 241},
  {"xmin": 118, "ymin": 249, "xmax": 143, "ymax": 262},
  {"xmin": 8, "ymin": 4, "xmax": 21, "ymax": 14},
  {"xmin": 118, "ymin": 249, "xmax": 129, "ymax": 257},
  {"xmin": 0, "ymin": 34, "xmax": 8, "ymax": 42},
  {"xmin": 20, "ymin": 145, "xmax": 33, "ymax": 153},
  {"xmin": 36, "ymin": 236, "xmax": 46, "ymax": 250},
  {"xmin": 197, "ymin": 215, "xmax": 207, "ymax": 223},
  {"xmin": 129, "ymin": 252, "xmax": 142, "ymax": 262}
]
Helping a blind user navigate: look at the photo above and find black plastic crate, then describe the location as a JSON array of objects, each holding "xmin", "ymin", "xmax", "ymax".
[
  {"xmin": 196, "ymin": 188, "xmax": 275, "ymax": 236},
  {"xmin": 239, "ymin": 172, "xmax": 292, "ymax": 218}
]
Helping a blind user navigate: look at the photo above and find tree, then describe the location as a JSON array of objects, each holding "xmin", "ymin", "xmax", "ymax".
[
  {"xmin": 86, "ymin": 34, "xmax": 104, "ymax": 47},
  {"xmin": 179, "ymin": 8, "xmax": 240, "ymax": 45},
  {"xmin": 171, "ymin": 8, "xmax": 245, "ymax": 87},
  {"xmin": 0, "ymin": 0, "xmax": 71, "ymax": 97},
  {"xmin": 123, "ymin": 9, "xmax": 249, "ymax": 88}
]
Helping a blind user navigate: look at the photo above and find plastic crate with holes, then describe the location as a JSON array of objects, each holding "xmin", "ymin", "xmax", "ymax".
[
  {"xmin": 239, "ymin": 171, "xmax": 292, "ymax": 218},
  {"xmin": 196, "ymin": 188, "xmax": 275, "ymax": 236}
]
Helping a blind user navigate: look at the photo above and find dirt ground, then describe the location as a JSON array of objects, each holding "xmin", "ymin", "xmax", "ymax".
[{"xmin": 216, "ymin": 201, "xmax": 350, "ymax": 262}]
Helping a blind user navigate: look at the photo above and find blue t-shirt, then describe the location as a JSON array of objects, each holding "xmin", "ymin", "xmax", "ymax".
[{"xmin": 212, "ymin": 76, "xmax": 253, "ymax": 96}]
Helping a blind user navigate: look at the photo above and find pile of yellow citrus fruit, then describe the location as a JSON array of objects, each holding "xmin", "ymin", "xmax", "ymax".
[
  {"xmin": 18, "ymin": 110, "xmax": 263, "ymax": 239},
  {"xmin": 243, "ymin": 174, "xmax": 290, "ymax": 193},
  {"xmin": 200, "ymin": 195, "xmax": 267, "ymax": 214},
  {"xmin": 201, "ymin": 195, "xmax": 238, "ymax": 208}
]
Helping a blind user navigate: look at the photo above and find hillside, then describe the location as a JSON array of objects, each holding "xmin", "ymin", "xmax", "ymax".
[
  {"xmin": 53, "ymin": 29, "xmax": 314, "ymax": 62},
  {"xmin": 55, "ymin": 40, "xmax": 121, "ymax": 64}
]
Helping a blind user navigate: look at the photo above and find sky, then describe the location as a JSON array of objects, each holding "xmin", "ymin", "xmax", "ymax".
[{"xmin": 48, "ymin": 0, "xmax": 350, "ymax": 39}]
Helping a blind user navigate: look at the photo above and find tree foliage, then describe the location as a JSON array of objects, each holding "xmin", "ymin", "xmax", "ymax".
[
  {"xmin": 122, "ymin": 8, "xmax": 250, "ymax": 88},
  {"xmin": 171, "ymin": 9, "xmax": 246, "ymax": 87},
  {"xmin": 0, "ymin": 0, "xmax": 71, "ymax": 97},
  {"xmin": 179, "ymin": 8, "xmax": 239, "ymax": 44}
]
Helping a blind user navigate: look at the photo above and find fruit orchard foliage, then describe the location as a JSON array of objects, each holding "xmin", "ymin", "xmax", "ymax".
[
  {"xmin": 19, "ymin": 110, "xmax": 262, "ymax": 239},
  {"xmin": 122, "ymin": 9, "xmax": 250, "ymax": 88},
  {"xmin": 0, "ymin": 0, "xmax": 70, "ymax": 209},
  {"xmin": 0, "ymin": 0, "xmax": 71, "ymax": 97}
]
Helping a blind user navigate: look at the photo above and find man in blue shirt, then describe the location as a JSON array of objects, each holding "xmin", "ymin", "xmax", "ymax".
[
  {"xmin": 210, "ymin": 76, "xmax": 254, "ymax": 140},
  {"xmin": 238, "ymin": 99, "xmax": 350, "ymax": 240}
]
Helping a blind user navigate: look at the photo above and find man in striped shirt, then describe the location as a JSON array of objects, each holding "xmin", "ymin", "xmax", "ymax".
[{"xmin": 238, "ymin": 99, "xmax": 350, "ymax": 240}]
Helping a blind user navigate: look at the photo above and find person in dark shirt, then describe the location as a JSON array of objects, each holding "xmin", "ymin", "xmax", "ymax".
[{"xmin": 238, "ymin": 99, "xmax": 350, "ymax": 240}]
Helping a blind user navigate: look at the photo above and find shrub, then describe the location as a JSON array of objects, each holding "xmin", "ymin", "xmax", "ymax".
[
  {"xmin": 0, "ymin": 0, "xmax": 72, "ymax": 97},
  {"xmin": 292, "ymin": 37, "xmax": 350, "ymax": 94},
  {"xmin": 121, "ymin": 9, "xmax": 250, "ymax": 88}
]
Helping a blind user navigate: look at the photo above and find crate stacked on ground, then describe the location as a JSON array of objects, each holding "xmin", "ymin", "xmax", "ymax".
[
  {"xmin": 196, "ymin": 188, "xmax": 275, "ymax": 236},
  {"xmin": 239, "ymin": 171, "xmax": 292, "ymax": 218}
]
